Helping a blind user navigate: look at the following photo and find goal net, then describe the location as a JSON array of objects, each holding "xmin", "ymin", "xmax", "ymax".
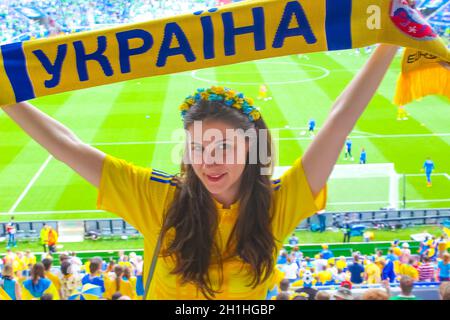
[{"xmin": 273, "ymin": 163, "xmax": 400, "ymax": 210}]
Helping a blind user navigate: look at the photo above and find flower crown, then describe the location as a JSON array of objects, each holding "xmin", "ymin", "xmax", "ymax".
[{"xmin": 179, "ymin": 86, "xmax": 261, "ymax": 122}]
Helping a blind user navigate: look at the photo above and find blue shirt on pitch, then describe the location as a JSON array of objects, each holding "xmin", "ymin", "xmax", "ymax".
[
  {"xmin": 360, "ymin": 150, "xmax": 366, "ymax": 161},
  {"xmin": 346, "ymin": 139, "xmax": 352, "ymax": 150},
  {"xmin": 423, "ymin": 160, "xmax": 435, "ymax": 174},
  {"xmin": 308, "ymin": 119, "xmax": 316, "ymax": 130}
]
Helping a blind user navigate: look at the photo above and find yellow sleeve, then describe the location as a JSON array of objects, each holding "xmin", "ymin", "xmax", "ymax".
[
  {"xmin": 103, "ymin": 276, "xmax": 114, "ymax": 300},
  {"xmin": 44, "ymin": 283, "xmax": 60, "ymax": 300},
  {"xmin": 123, "ymin": 281, "xmax": 137, "ymax": 300},
  {"xmin": 47, "ymin": 273, "xmax": 61, "ymax": 291},
  {"xmin": 21, "ymin": 287, "xmax": 34, "ymax": 300},
  {"xmin": 271, "ymin": 158, "xmax": 327, "ymax": 241},
  {"xmin": 0, "ymin": 287, "xmax": 11, "ymax": 300},
  {"xmin": 97, "ymin": 155, "xmax": 177, "ymax": 235}
]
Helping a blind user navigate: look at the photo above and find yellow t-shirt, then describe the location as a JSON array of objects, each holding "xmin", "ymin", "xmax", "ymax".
[
  {"xmin": 104, "ymin": 276, "xmax": 137, "ymax": 300},
  {"xmin": 97, "ymin": 155, "xmax": 326, "ymax": 299},
  {"xmin": 336, "ymin": 259, "xmax": 347, "ymax": 270},
  {"xmin": 365, "ymin": 263, "xmax": 381, "ymax": 284},
  {"xmin": 45, "ymin": 271, "xmax": 61, "ymax": 292},
  {"xmin": 317, "ymin": 270, "xmax": 332, "ymax": 284},
  {"xmin": 25, "ymin": 255, "xmax": 37, "ymax": 266},
  {"xmin": 118, "ymin": 261, "xmax": 133, "ymax": 270},
  {"xmin": 399, "ymin": 264, "xmax": 419, "ymax": 281},
  {"xmin": 438, "ymin": 240, "xmax": 447, "ymax": 252}
]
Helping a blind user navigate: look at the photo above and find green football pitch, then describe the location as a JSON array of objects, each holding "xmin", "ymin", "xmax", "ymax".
[{"xmin": 1, "ymin": 50, "xmax": 449, "ymax": 223}]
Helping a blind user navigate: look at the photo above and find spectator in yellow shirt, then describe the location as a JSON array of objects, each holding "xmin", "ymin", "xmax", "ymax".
[
  {"xmin": 399, "ymin": 259, "xmax": 419, "ymax": 281},
  {"xmin": 40, "ymin": 224, "xmax": 50, "ymax": 253},
  {"xmin": 336, "ymin": 256, "xmax": 347, "ymax": 271},
  {"xmin": 24, "ymin": 250, "xmax": 36, "ymax": 267},
  {"xmin": 437, "ymin": 235, "xmax": 448, "ymax": 258},
  {"xmin": 104, "ymin": 265, "xmax": 137, "ymax": 300},
  {"xmin": 22, "ymin": 263, "xmax": 60, "ymax": 300},
  {"xmin": 365, "ymin": 258, "xmax": 381, "ymax": 284},
  {"xmin": 317, "ymin": 265, "xmax": 333, "ymax": 285},
  {"xmin": 42, "ymin": 258, "xmax": 61, "ymax": 296}
]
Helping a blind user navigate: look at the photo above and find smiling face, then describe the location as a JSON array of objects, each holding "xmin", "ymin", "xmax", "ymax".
[{"xmin": 186, "ymin": 120, "xmax": 249, "ymax": 207}]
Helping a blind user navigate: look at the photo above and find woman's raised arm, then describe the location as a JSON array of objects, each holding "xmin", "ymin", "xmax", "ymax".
[
  {"xmin": 302, "ymin": 44, "xmax": 399, "ymax": 197},
  {"xmin": 1, "ymin": 101, "xmax": 105, "ymax": 187}
]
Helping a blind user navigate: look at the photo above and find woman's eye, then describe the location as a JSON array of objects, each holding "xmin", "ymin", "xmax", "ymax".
[{"xmin": 192, "ymin": 145, "xmax": 203, "ymax": 152}]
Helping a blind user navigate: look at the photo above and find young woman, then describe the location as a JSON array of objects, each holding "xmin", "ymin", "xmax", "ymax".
[
  {"xmin": 0, "ymin": 263, "xmax": 22, "ymax": 300},
  {"xmin": 59, "ymin": 260, "xmax": 82, "ymax": 300},
  {"xmin": 1, "ymin": 44, "xmax": 399, "ymax": 299},
  {"xmin": 21, "ymin": 263, "xmax": 60, "ymax": 300},
  {"xmin": 104, "ymin": 265, "xmax": 137, "ymax": 300}
]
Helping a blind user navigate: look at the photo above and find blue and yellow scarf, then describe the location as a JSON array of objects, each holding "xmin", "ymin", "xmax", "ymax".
[{"xmin": 0, "ymin": 0, "xmax": 448, "ymax": 106}]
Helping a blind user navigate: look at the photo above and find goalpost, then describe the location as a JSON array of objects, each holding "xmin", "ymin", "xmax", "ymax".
[
  {"xmin": 274, "ymin": 163, "xmax": 400, "ymax": 209},
  {"xmin": 329, "ymin": 163, "xmax": 400, "ymax": 209}
]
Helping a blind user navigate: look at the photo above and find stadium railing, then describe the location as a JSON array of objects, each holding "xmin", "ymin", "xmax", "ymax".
[
  {"xmin": 300, "ymin": 208, "xmax": 450, "ymax": 230},
  {"xmin": 1, "ymin": 208, "xmax": 448, "ymax": 241}
]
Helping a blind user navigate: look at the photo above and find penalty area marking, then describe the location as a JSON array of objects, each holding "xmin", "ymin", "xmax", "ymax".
[
  {"xmin": 7, "ymin": 155, "xmax": 53, "ymax": 214},
  {"xmin": 190, "ymin": 62, "xmax": 330, "ymax": 86}
]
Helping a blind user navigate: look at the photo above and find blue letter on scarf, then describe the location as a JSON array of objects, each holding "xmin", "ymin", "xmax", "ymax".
[
  {"xmin": 116, "ymin": 29, "xmax": 153, "ymax": 74},
  {"xmin": 157, "ymin": 22, "xmax": 196, "ymax": 67},
  {"xmin": 200, "ymin": 16, "xmax": 215, "ymax": 60},
  {"xmin": 73, "ymin": 36, "xmax": 114, "ymax": 82},
  {"xmin": 272, "ymin": 1, "xmax": 317, "ymax": 48},
  {"xmin": 222, "ymin": 7, "xmax": 265, "ymax": 56},
  {"xmin": 33, "ymin": 44, "xmax": 67, "ymax": 88}
]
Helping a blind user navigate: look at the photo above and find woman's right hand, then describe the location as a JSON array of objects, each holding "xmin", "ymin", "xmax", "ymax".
[{"xmin": 1, "ymin": 102, "xmax": 105, "ymax": 187}]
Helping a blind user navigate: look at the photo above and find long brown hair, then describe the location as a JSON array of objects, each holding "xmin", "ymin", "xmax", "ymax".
[
  {"xmin": 31, "ymin": 263, "xmax": 45, "ymax": 287},
  {"xmin": 114, "ymin": 265, "xmax": 124, "ymax": 292},
  {"xmin": 160, "ymin": 99, "xmax": 277, "ymax": 298}
]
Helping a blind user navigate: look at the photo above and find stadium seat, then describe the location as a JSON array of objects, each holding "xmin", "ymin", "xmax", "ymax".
[{"xmin": 101, "ymin": 227, "xmax": 113, "ymax": 239}]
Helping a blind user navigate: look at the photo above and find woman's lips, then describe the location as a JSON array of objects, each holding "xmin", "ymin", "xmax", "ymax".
[{"xmin": 205, "ymin": 173, "xmax": 227, "ymax": 183}]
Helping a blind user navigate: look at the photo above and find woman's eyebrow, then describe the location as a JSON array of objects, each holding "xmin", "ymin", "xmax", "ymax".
[{"xmin": 190, "ymin": 139, "xmax": 233, "ymax": 145}]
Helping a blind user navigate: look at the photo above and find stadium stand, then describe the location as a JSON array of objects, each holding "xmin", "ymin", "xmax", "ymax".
[
  {"xmin": 0, "ymin": 0, "xmax": 448, "ymax": 45},
  {"xmin": 0, "ymin": 0, "xmax": 221, "ymax": 44}
]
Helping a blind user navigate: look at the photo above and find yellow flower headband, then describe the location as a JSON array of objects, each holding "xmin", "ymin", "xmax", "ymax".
[{"xmin": 179, "ymin": 86, "xmax": 262, "ymax": 122}]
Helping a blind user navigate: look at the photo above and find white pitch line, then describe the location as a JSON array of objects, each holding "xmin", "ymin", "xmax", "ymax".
[
  {"xmin": 0, "ymin": 209, "xmax": 105, "ymax": 216},
  {"xmin": 271, "ymin": 127, "xmax": 377, "ymax": 137},
  {"xmin": 8, "ymin": 155, "xmax": 53, "ymax": 214},
  {"xmin": 404, "ymin": 173, "xmax": 449, "ymax": 178},
  {"xmin": 281, "ymin": 132, "xmax": 450, "ymax": 140}
]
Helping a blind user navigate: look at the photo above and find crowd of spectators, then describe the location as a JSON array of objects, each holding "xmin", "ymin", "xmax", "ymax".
[
  {"xmin": 0, "ymin": 249, "xmax": 143, "ymax": 300},
  {"xmin": 0, "ymin": 0, "xmax": 221, "ymax": 44},
  {"xmin": 272, "ymin": 235, "xmax": 449, "ymax": 300},
  {"xmin": 0, "ymin": 0, "xmax": 448, "ymax": 45},
  {"xmin": 0, "ymin": 234, "xmax": 448, "ymax": 300}
]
